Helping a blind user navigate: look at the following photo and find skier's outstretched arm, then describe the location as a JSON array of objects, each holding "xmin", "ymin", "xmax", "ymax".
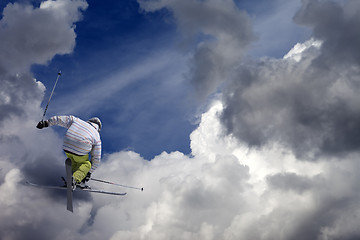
[{"xmin": 36, "ymin": 115, "xmax": 74, "ymax": 129}]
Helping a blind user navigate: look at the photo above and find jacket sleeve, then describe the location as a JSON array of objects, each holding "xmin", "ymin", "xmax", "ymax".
[
  {"xmin": 48, "ymin": 116, "xmax": 74, "ymax": 129},
  {"xmin": 89, "ymin": 140, "xmax": 101, "ymax": 173}
]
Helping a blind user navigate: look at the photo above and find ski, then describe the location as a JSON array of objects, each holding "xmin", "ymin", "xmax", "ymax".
[
  {"xmin": 25, "ymin": 180, "xmax": 127, "ymax": 196},
  {"xmin": 90, "ymin": 177, "xmax": 144, "ymax": 191},
  {"xmin": 26, "ymin": 180, "xmax": 67, "ymax": 190},
  {"xmin": 77, "ymin": 188, "xmax": 127, "ymax": 196},
  {"xmin": 65, "ymin": 158, "xmax": 73, "ymax": 212}
]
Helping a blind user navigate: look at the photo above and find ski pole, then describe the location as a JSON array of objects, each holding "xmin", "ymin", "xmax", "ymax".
[
  {"xmin": 90, "ymin": 177, "xmax": 144, "ymax": 191},
  {"xmin": 41, "ymin": 71, "xmax": 61, "ymax": 121}
]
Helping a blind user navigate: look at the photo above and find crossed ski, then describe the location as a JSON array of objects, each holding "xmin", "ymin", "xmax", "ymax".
[
  {"xmin": 26, "ymin": 159, "xmax": 127, "ymax": 213},
  {"xmin": 26, "ymin": 180, "xmax": 127, "ymax": 196}
]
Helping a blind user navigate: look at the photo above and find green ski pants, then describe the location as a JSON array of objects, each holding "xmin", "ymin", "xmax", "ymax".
[{"xmin": 65, "ymin": 152, "xmax": 91, "ymax": 183}]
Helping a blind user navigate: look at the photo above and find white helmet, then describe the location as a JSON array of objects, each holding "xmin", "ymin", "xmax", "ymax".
[{"xmin": 88, "ymin": 117, "xmax": 102, "ymax": 132}]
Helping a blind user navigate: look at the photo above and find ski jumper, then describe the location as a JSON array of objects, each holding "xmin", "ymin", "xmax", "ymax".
[{"xmin": 48, "ymin": 115, "xmax": 102, "ymax": 182}]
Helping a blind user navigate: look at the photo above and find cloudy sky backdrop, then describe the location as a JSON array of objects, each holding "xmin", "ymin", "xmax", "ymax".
[{"xmin": 1, "ymin": 0, "xmax": 360, "ymax": 239}]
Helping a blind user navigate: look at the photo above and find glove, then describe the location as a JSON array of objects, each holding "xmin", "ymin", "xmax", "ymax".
[
  {"xmin": 83, "ymin": 172, "xmax": 91, "ymax": 182},
  {"xmin": 36, "ymin": 120, "xmax": 49, "ymax": 129}
]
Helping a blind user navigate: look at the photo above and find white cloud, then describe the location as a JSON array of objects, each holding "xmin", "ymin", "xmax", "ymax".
[
  {"xmin": 283, "ymin": 38, "xmax": 322, "ymax": 62},
  {"xmin": 0, "ymin": 2, "xmax": 91, "ymax": 237},
  {"xmin": 0, "ymin": 0, "xmax": 88, "ymax": 176},
  {"xmin": 0, "ymin": 0, "xmax": 87, "ymax": 75},
  {"xmin": 0, "ymin": 0, "xmax": 88, "ymax": 126},
  {"xmin": 3, "ymin": 96, "xmax": 360, "ymax": 239}
]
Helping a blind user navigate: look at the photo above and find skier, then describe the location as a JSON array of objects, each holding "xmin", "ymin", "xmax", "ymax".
[{"xmin": 36, "ymin": 116, "xmax": 102, "ymax": 189}]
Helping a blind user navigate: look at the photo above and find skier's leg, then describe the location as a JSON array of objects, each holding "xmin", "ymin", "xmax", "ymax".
[
  {"xmin": 73, "ymin": 160, "xmax": 91, "ymax": 183},
  {"xmin": 65, "ymin": 152, "xmax": 78, "ymax": 172},
  {"xmin": 65, "ymin": 152, "xmax": 91, "ymax": 183},
  {"xmin": 65, "ymin": 152, "xmax": 77, "ymax": 172}
]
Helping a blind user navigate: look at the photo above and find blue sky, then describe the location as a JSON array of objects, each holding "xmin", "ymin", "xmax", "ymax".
[
  {"xmin": 30, "ymin": 0, "xmax": 310, "ymax": 159},
  {"xmin": 31, "ymin": 0, "xmax": 193, "ymax": 159}
]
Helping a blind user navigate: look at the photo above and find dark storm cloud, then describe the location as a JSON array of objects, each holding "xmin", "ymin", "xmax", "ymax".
[
  {"xmin": 221, "ymin": 0, "xmax": 360, "ymax": 159},
  {"xmin": 266, "ymin": 172, "xmax": 314, "ymax": 193},
  {"xmin": 138, "ymin": 0, "xmax": 255, "ymax": 100},
  {"xmin": 294, "ymin": 0, "xmax": 360, "ymax": 67},
  {"xmin": 265, "ymin": 164, "xmax": 360, "ymax": 240}
]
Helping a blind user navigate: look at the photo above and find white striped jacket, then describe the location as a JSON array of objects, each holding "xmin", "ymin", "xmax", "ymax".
[{"xmin": 48, "ymin": 115, "xmax": 101, "ymax": 173}]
